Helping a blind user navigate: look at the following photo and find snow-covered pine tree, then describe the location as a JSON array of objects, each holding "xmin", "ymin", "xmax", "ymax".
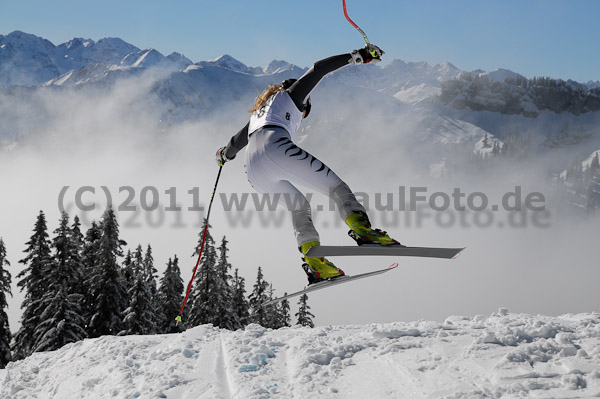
[
  {"xmin": 232, "ymin": 268, "xmax": 250, "ymax": 327},
  {"xmin": 296, "ymin": 293, "xmax": 315, "ymax": 328},
  {"xmin": 80, "ymin": 221, "xmax": 101, "ymax": 328},
  {"xmin": 214, "ymin": 237, "xmax": 239, "ymax": 330},
  {"xmin": 248, "ymin": 266, "xmax": 270, "ymax": 327},
  {"xmin": 131, "ymin": 244, "xmax": 144, "ymax": 276},
  {"xmin": 32, "ymin": 288, "xmax": 86, "ymax": 352},
  {"xmin": 121, "ymin": 250, "xmax": 135, "ymax": 292},
  {"xmin": 591, "ymin": 152, "xmax": 600, "ymax": 173},
  {"xmin": 50, "ymin": 212, "xmax": 82, "ymax": 289},
  {"xmin": 120, "ymin": 244, "xmax": 158, "ymax": 335},
  {"xmin": 261, "ymin": 285, "xmax": 290, "ymax": 329},
  {"xmin": 69, "ymin": 215, "xmax": 86, "ymax": 300},
  {"xmin": 483, "ymin": 133, "xmax": 490, "ymax": 148},
  {"xmin": 143, "ymin": 244, "xmax": 164, "ymax": 333},
  {"xmin": 143, "ymin": 245, "xmax": 157, "ymax": 292},
  {"xmin": 121, "ymin": 271, "xmax": 157, "ymax": 336},
  {"xmin": 278, "ymin": 297, "xmax": 291, "ymax": 329},
  {"xmin": 0, "ymin": 238, "xmax": 12, "ymax": 368},
  {"xmin": 12, "ymin": 211, "xmax": 53, "ymax": 360},
  {"xmin": 32, "ymin": 212, "xmax": 87, "ymax": 353},
  {"xmin": 187, "ymin": 220, "xmax": 219, "ymax": 327},
  {"xmin": 158, "ymin": 256, "xmax": 184, "ymax": 333},
  {"xmin": 86, "ymin": 207, "xmax": 128, "ymax": 338},
  {"xmin": 262, "ymin": 284, "xmax": 278, "ymax": 329}
]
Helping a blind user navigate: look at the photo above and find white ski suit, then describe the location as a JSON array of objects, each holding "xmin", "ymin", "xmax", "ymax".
[{"xmin": 223, "ymin": 53, "xmax": 367, "ymax": 246}]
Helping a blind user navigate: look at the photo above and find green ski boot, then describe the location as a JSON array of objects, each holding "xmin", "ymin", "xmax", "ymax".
[
  {"xmin": 300, "ymin": 241, "xmax": 345, "ymax": 284},
  {"xmin": 345, "ymin": 211, "xmax": 402, "ymax": 246}
]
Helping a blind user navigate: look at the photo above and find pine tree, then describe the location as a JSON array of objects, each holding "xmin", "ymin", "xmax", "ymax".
[
  {"xmin": 213, "ymin": 237, "xmax": 239, "ymax": 330},
  {"xmin": 158, "ymin": 256, "xmax": 184, "ymax": 333},
  {"xmin": 262, "ymin": 286, "xmax": 290, "ymax": 329},
  {"xmin": 143, "ymin": 245, "xmax": 157, "ymax": 291},
  {"xmin": 248, "ymin": 266, "xmax": 270, "ymax": 326},
  {"xmin": 187, "ymin": 220, "xmax": 219, "ymax": 327},
  {"xmin": 69, "ymin": 215, "xmax": 86, "ymax": 300},
  {"xmin": 121, "ymin": 249, "xmax": 135, "ymax": 292},
  {"xmin": 262, "ymin": 284, "xmax": 279, "ymax": 329},
  {"xmin": 143, "ymin": 244, "xmax": 163, "ymax": 333},
  {"xmin": 278, "ymin": 297, "xmax": 291, "ymax": 329},
  {"xmin": 590, "ymin": 152, "xmax": 600, "ymax": 177},
  {"xmin": 482, "ymin": 133, "xmax": 490, "ymax": 148},
  {"xmin": 121, "ymin": 272, "xmax": 157, "ymax": 335},
  {"xmin": 232, "ymin": 268, "xmax": 250, "ymax": 327},
  {"xmin": 296, "ymin": 293, "xmax": 315, "ymax": 328},
  {"xmin": 13, "ymin": 211, "xmax": 53, "ymax": 360},
  {"xmin": 86, "ymin": 207, "xmax": 127, "ymax": 337},
  {"xmin": 50, "ymin": 213, "xmax": 82, "ymax": 289},
  {"xmin": 131, "ymin": 245, "xmax": 145, "ymax": 276},
  {"xmin": 32, "ymin": 212, "xmax": 87, "ymax": 352},
  {"xmin": 80, "ymin": 221, "xmax": 101, "ymax": 328},
  {"xmin": 0, "ymin": 238, "xmax": 12, "ymax": 368}
]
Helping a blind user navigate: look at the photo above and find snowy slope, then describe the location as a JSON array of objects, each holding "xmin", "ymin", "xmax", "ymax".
[
  {"xmin": 1, "ymin": 311, "xmax": 599, "ymax": 399},
  {"xmin": 475, "ymin": 68, "xmax": 525, "ymax": 83},
  {"xmin": 0, "ymin": 31, "xmax": 140, "ymax": 86}
]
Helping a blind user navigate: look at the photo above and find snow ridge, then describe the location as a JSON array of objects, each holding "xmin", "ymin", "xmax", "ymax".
[{"xmin": 1, "ymin": 311, "xmax": 599, "ymax": 399}]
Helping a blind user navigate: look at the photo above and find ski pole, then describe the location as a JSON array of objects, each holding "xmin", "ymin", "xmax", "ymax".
[
  {"xmin": 176, "ymin": 163, "xmax": 224, "ymax": 326},
  {"xmin": 342, "ymin": 0, "xmax": 379, "ymax": 58}
]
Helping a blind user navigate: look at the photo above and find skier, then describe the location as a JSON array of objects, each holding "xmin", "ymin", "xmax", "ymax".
[{"xmin": 216, "ymin": 45, "xmax": 401, "ymax": 284}]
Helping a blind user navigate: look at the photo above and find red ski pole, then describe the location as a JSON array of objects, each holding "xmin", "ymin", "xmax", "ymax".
[
  {"xmin": 342, "ymin": 0, "xmax": 380, "ymax": 58},
  {"xmin": 176, "ymin": 164, "xmax": 223, "ymax": 326}
]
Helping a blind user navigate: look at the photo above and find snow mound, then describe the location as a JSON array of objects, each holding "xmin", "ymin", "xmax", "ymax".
[
  {"xmin": 393, "ymin": 83, "xmax": 441, "ymax": 104},
  {"xmin": 1, "ymin": 311, "xmax": 600, "ymax": 398}
]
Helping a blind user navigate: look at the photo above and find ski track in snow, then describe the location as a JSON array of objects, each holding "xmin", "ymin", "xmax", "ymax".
[{"xmin": 1, "ymin": 311, "xmax": 600, "ymax": 398}]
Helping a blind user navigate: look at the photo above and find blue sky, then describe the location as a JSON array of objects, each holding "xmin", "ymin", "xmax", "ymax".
[{"xmin": 1, "ymin": 0, "xmax": 599, "ymax": 82}]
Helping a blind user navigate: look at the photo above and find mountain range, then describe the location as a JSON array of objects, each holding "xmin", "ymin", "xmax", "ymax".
[
  {"xmin": 0, "ymin": 31, "xmax": 305, "ymax": 87},
  {"xmin": 2, "ymin": 30, "xmax": 600, "ymax": 207},
  {"xmin": 2, "ymin": 30, "xmax": 599, "ymax": 90}
]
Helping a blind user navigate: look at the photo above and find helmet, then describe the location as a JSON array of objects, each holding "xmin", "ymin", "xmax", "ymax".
[{"xmin": 281, "ymin": 79, "xmax": 311, "ymax": 117}]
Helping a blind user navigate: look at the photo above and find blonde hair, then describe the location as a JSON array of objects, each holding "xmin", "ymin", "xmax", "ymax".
[{"xmin": 249, "ymin": 84, "xmax": 284, "ymax": 114}]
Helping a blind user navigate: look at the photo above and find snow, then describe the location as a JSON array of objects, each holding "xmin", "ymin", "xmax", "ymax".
[
  {"xmin": 1, "ymin": 311, "xmax": 599, "ymax": 398},
  {"xmin": 477, "ymin": 68, "xmax": 525, "ymax": 83},
  {"xmin": 559, "ymin": 148, "xmax": 600, "ymax": 179},
  {"xmin": 393, "ymin": 83, "xmax": 441, "ymax": 104}
]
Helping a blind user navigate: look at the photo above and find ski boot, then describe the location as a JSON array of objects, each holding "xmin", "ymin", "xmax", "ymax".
[
  {"xmin": 300, "ymin": 241, "xmax": 345, "ymax": 285},
  {"xmin": 345, "ymin": 211, "xmax": 403, "ymax": 246}
]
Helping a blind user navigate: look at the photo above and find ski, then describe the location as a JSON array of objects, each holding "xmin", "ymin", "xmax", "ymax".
[
  {"xmin": 261, "ymin": 263, "xmax": 398, "ymax": 307},
  {"xmin": 305, "ymin": 245, "xmax": 465, "ymax": 259}
]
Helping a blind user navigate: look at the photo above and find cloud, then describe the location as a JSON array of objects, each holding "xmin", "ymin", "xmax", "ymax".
[{"xmin": 1, "ymin": 65, "xmax": 599, "ymax": 331}]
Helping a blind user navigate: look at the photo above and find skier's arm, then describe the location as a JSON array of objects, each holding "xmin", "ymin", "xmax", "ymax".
[
  {"xmin": 287, "ymin": 45, "xmax": 384, "ymax": 109},
  {"xmin": 217, "ymin": 122, "xmax": 249, "ymax": 164},
  {"xmin": 287, "ymin": 54, "xmax": 352, "ymax": 108}
]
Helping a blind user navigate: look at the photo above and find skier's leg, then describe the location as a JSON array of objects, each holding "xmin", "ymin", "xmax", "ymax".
[
  {"xmin": 245, "ymin": 132, "xmax": 319, "ymax": 246},
  {"xmin": 257, "ymin": 128, "xmax": 401, "ymax": 247},
  {"xmin": 245, "ymin": 130, "xmax": 345, "ymax": 281},
  {"xmin": 260, "ymin": 128, "xmax": 366, "ymax": 221}
]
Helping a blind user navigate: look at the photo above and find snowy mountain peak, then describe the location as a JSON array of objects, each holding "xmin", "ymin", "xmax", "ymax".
[
  {"xmin": 477, "ymin": 68, "xmax": 524, "ymax": 83},
  {"xmin": 204, "ymin": 54, "xmax": 249, "ymax": 73},
  {"xmin": 95, "ymin": 37, "xmax": 139, "ymax": 52},
  {"xmin": 264, "ymin": 59, "xmax": 294, "ymax": 74},
  {"xmin": 131, "ymin": 49, "xmax": 164, "ymax": 67},
  {"xmin": 434, "ymin": 61, "xmax": 460, "ymax": 75},
  {"xmin": 585, "ymin": 80, "xmax": 600, "ymax": 89},
  {"xmin": 166, "ymin": 52, "xmax": 193, "ymax": 70},
  {"xmin": 62, "ymin": 37, "xmax": 94, "ymax": 50},
  {"xmin": 1, "ymin": 30, "xmax": 55, "ymax": 52}
]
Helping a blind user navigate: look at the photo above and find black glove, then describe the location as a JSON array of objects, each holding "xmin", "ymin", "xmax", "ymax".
[
  {"xmin": 352, "ymin": 44, "xmax": 384, "ymax": 64},
  {"xmin": 215, "ymin": 146, "xmax": 232, "ymax": 166}
]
